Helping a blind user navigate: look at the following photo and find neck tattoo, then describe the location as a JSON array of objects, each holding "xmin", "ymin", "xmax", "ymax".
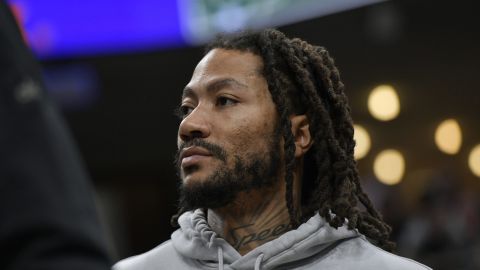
[{"xmin": 229, "ymin": 222, "xmax": 292, "ymax": 250}]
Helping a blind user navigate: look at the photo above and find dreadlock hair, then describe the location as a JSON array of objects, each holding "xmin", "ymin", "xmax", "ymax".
[{"xmin": 171, "ymin": 29, "xmax": 395, "ymax": 251}]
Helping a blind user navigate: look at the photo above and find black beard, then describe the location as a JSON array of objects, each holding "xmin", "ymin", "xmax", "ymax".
[{"xmin": 175, "ymin": 131, "xmax": 281, "ymax": 211}]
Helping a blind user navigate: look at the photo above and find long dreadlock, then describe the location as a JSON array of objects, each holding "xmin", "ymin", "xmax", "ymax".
[{"xmin": 172, "ymin": 29, "xmax": 395, "ymax": 251}]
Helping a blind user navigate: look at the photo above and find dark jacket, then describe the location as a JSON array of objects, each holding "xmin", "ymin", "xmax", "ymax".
[{"xmin": 0, "ymin": 2, "xmax": 110, "ymax": 269}]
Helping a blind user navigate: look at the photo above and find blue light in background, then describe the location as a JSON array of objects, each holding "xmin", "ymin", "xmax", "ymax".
[
  {"xmin": 8, "ymin": 0, "xmax": 186, "ymax": 59},
  {"xmin": 7, "ymin": 0, "xmax": 385, "ymax": 59}
]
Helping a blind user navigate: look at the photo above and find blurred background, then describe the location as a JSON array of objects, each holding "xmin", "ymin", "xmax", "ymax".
[{"xmin": 6, "ymin": 0, "xmax": 479, "ymax": 269}]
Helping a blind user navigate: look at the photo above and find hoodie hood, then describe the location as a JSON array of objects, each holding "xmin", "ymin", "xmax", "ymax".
[{"xmin": 171, "ymin": 209, "xmax": 359, "ymax": 270}]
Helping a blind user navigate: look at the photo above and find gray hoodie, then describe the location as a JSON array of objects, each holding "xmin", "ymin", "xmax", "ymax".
[{"xmin": 113, "ymin": 209, "xmax": 431, "ymax": 270}]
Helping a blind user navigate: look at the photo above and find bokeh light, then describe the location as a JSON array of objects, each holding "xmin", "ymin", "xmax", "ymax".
[
  {"xmin": 353, "ymin": 124, "xmax": 371, "ymax": 160},
  {"xmin": 373, "ymin": 149, "xmax": 405, "ymax": 185},
  {"xmin": 368, "ymin": 84, "xmax": 400, "ymax": 121},
  {"xmin": 468, "ymin": 144, "xmax": 480, "ymax": 177},
  {"xmin": 435, "ymin": 119, "xmax": 462, "ymax": 155}
]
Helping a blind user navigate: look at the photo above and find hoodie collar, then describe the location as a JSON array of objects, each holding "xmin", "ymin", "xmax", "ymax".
[{"xmin": 171, "ymin": 209, "xmax": 360, "ymax": 270}]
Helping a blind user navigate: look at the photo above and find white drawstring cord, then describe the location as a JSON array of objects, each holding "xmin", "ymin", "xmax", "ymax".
[
  {"xmin": 217, "ymin": 247, "xmax": 224, "ymax": 270},
  {"xmin": 254, "ymin": 253, "xmax": 265, "ymax": 270},
  {"xmin": 217, "ymin": 247, "xmax": 264, "ymax": 270}
]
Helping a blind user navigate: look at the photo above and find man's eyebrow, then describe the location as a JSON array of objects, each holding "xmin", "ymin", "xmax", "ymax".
[
  {"xmin": 208, "ymin": 78, "xmax": 248, "ymax": 92},
  {"xmin": 182, "ymin": 87, "xmax": 195, "ymax": 100},
  {"xmin": 182, "ymin": 78, "xmax": 248, "ymax": 99}
]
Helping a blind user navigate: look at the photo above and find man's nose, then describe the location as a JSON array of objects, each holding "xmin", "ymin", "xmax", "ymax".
[{"xmin": 178, "ymin": 106, "xmax": 211, "ymax": 141}]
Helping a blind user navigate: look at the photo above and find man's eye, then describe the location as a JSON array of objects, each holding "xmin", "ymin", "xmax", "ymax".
[
  {"xmin": 217, "ymin": 96, "xmax": 238, "ymax": 106},
  {"xmin": 176, "ymin": 105, "xmax": 194, "ymax": 118}
]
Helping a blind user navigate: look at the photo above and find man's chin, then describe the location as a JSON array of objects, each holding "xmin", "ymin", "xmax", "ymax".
[
  {"xmin": 179, "ymin": 172, "xmax": 238, "ymax": 210},
  {"xmin": 181, "ymin": 170, "xmax": 214, "ymax": 186}
]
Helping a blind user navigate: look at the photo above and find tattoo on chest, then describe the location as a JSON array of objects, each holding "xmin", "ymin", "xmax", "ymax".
[{"xmin": 229, "ymin": 223, "xmax": 291, "ymax": 249}]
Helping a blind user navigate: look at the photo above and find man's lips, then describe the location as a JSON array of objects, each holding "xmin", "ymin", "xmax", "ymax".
[{"xmin": 180, "ymin": 146, "xmax": 212, "ymax": 167}]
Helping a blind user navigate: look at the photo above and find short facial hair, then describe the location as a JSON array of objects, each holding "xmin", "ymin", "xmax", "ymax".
[{"xmin": 175, "ymin": 128, "xmax": 281, "ymax": 211}]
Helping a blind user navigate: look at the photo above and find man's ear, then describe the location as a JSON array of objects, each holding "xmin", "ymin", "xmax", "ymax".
[{"xmin": 290, "ymin": 114, "xmax": 313, "ymax": 158}]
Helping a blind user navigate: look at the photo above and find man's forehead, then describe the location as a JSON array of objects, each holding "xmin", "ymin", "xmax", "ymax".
[
  {"xmin": 192, "ymin": 48, "xmax": 263, "ymax": 79},
  {"xmin": 182, "ymin": 49, "xmax": 266, "ymax": 98}
]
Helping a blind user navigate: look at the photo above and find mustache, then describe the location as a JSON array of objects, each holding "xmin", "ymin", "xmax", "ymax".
[{"xmin": 175, "ymin": 138, "xmax": 227, "ymax": 167}]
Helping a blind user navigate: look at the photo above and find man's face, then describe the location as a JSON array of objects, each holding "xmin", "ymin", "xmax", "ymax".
[{"xmin": 176, "ymin": 48, "xmax": 281, "ymax": 209}]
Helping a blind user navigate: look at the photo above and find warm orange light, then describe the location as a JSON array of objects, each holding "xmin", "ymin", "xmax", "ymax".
[
  {"xmin": 373, "ymin": 149, "xmax": 405, "ymax": 185},
  {"xmin": 353, "ymin": 124, "xmax": 371, "ymax": 160},
  {"xmin": 435, "ymin": 119, "xmax": 462, "ymax": 155},
  {"xmin": 368, "ymin": 85, "xmax": 400, "ymax": 121},
  {"xmin": 468, "ymin": 144, "xmax": 480, "ymax": 177}
]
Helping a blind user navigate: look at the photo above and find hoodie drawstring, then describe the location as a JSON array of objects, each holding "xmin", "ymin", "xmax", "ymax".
[
  {"xmin": 216, "ymin": 247, "xmax": 264, "ymax": 270},
  {"xmin": 217, "ymin": 247, "xmax": 224, "ymax": 270},
  {"xmin": 254, "ymin": 253, "xmax": 265, "ymax": 270}
]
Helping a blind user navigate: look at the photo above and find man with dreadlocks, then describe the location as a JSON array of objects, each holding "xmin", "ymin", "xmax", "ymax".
[{"xmin": 114, "ymin": 29, "xmax": 430, "ymax": 270}]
